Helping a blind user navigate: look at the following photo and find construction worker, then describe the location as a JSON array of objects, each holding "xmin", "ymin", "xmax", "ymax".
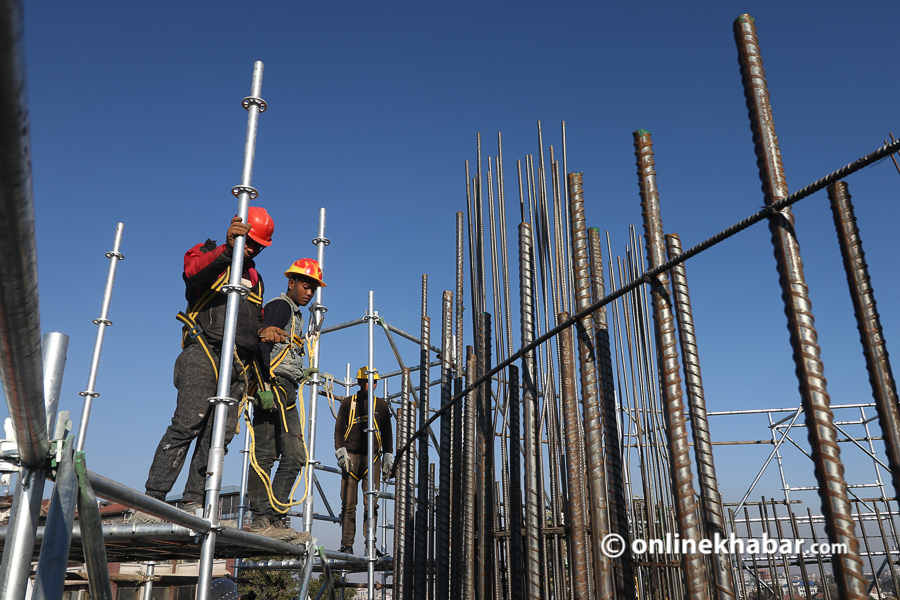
[
  {"xmin": 136, "ymin": 208, "xmax": 286, "ymax": 529},
  {"xmin": 246, "ymin": 259, "xmax": 325, "ymax": 542},
  {"xmin": 333, "ymin": 367, "xmax": 394, "ymax": 555}
]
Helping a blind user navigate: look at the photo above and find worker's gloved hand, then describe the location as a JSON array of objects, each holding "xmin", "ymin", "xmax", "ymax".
[
  {"xmin": 335, "ymin": 447, "xmax": 350, "ymax": 473},
  {"xmin": 253, "ymin": 389, "xmax": 275, "ymax": 411},
  {"xmin": 226, "ymin": 216, "xmax": 252, "ymax": 248},
  {"xmin": 381, "ymin": 453, "xmax": 394, "ymax": 480},
  {"xmin": 259, "ymin": 326, "xmax": 288, "ymax": 344},
  {"xmin": 299, "ymin": 367, "xmax": 319, "ymax": 383}
]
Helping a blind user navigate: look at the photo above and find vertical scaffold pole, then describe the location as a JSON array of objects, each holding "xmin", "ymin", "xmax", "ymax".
[
  {"xmin": 827, "ymin": 181, "xmax": 900, "ymax": 502},
  {"xmin": 366, "ymin": 291, "xmax": 378, "ymax": 599},
  {"xmin": 733, "ymin": 15, "xmax": 865, "ymax": 599},
  {"xmin": 197, "ymin": 60, "xmax": 265, "ymax": 600},
  {"xmin": 518, "ymin": 222, "xmax": 542, "ymax": 600},
  {"xmin": 633, "ymin": 129, "xmax": 708, "ymax": 600},
  {"xmin": 665, "ymin": 232, "xmax": 735, "ymax": 600},
  {"xmin": 74, "ymin": 223, "xmax": 124, "ymax": 452}
]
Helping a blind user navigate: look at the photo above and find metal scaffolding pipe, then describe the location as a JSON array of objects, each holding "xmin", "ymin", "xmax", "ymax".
[
  {"xmin": 827, "ymin": 181, "xmax": 900, "ymax": 503},
  {"xmin": 567, "ymin": 173, "xmax": 613, "ymax": 599},
  {"xmin": 734, "ymin": 15, "xmax": 865, "ymax": 600},
  {"xmin": 33, "ymin": 438, "xmax": 78, "ymax": 600},
  {"xmin": 558, "ymin": 314, "xmax": 592, "ymax": 600},
  {"xmin": 197, "ymin": 60, "xmax": 265, "ymax": 600},
  {"xmin": 633, "ymin": 129, "xmax": 708, "ymax": 599},
  {"xmin": 366, "ymin": 291, "xmax": 377, "ymax": 598},
  {"xmin": 41, "ymin": 332, "xmax": 68, "ymax": 432},
  {"xmin": 74, "ymin": 223, "xmax": 124, "ymax": 452},
  {"xmin": 0, "ymin": 0, "xmax": 47, "ymax": 470},
  {"xmin": 665, "ymin": 232, "xmax": 735, "ymax": 600}
]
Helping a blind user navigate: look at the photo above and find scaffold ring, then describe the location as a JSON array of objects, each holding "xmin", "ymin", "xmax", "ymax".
[
  {"xmin": 92, "ymin": 318, "xmax": 112, "ymax": 326},
  {"xmin": 241, "ymin": 96, "xmax": 267, "ymax": 113},
  {"xmin": 221, "ymin": 283, "xmax": 250, "ymax": 298},
  {"xmin": 312, "ymin": 236, "xmax": 331, "ymax": 246},
  {"xmin": 231, "ymin": 185, "xmax": 259, "ymax": 200},
  {"xmin": 105, "ymin": 251, "xmax": 124, "ymax": 260},
  {"xmin": 208, "ymin": 396, "xmax": 238, "ymax": 406},
  {"xmin": 79, "ymin": 391, "xmax": 99, "ymax": 398}
]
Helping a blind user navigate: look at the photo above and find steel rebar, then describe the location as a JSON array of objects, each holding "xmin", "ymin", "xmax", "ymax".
[{"xmin": 436, "ymin": 290, "xmax": 453, "ymax": 600}]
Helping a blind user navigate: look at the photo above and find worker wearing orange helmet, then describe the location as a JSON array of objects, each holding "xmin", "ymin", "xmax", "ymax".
[
  {"xmin": 138, "ymin": 208, "xmax": 288, "ymax": 528},
  {"xmin": 246, "ymin": 258, "xmax": 325, "ymax": 541}
]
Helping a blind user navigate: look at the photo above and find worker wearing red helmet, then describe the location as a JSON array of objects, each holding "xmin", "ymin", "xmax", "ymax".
[
  {"xmin": 246, "ymin": 258, "xmax": 325, "ymax": 542},
  {"xmin": 137, "ymin": 208, "xmax": 290, "ymax": 531}
]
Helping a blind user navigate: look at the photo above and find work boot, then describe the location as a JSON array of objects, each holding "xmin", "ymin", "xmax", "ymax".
[
  {"xmin": 250, "ymin": 516, "xmax": 298, "ymax": 542},
  {"xmin": 338, "ymin": 545, "xmax": 353, "ymax": 555},
  {"xmin": 131, "ymin": 501, "xmax": 202, "ymax": 525}
]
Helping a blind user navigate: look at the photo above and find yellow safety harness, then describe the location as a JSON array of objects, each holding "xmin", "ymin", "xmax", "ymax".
[{"xmin": 343, "ymin": 391, "xmax": 384, "ymax": 481}]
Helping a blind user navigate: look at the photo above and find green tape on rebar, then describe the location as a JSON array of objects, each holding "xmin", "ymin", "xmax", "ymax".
[{"xmin": 636, "ymin": 129, "xmax": 650, "ymax": 136}]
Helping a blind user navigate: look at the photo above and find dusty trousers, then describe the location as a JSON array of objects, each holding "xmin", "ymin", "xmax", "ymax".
[
  {"xmin": 248, "ymin": 377, "xmax": 307, "ymax": 520},
  {"xmin": 339, "ymin": 451, "xmax": 382, "ymax": 549},
  {"xmin": 145, "ymin": 343, "xmax": 244, "ymax": 504}
]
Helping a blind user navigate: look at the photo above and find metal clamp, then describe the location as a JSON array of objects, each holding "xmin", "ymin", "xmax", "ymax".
[
  {"xmin": 221, "ymin": 283, "xmax": 250, "ymax": 298},
  {"xmin": 241, "ymin": 96, "xmax": 268, "ymax": 113},
  {"xmin": 308, "ymin": 302, "xmax": 327, "ymax": 336},
  {"xmin": 312, "ymin": 236, "xmax": 331, "ymax": 247},
  {"xmin": 92, "ymin": 318, "xmax": 112, "ymax": 326},
  {"xmin": 79, "ymin": 391, "xmax": 100, "ymax": 398},
  {"xmin": 208, "ymin": 396, "xmax": 238, "ymax": 406},
  {"xmin": 362, "ymin": 310, "xmax": 379, "ymax": 323},
  {"xmin": 105, "ymin": 251, "xmax": 124, "ymax": 260},
  {"xmin": 231, "ymin": 185, "xmax": 259, "ymax": 200}
]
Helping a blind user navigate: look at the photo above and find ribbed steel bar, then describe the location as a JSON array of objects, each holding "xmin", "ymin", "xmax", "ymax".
[
  {"xmin": 475, "ymin": 313, "xmax": 495, "ymax": 600},
  {"xmin": 665, "ymin": 232, "xmax": 734, "ymax": 600},
  {"xmin": 466, "ymin": 162, "xmax": 480, "ymax": 319},
  {"xmin": 634, "ymin": 129, "xmax": 708, "ymax": 599},
  {"xmin": 0, "ymin": 0, "xmax": 47, "ymax": 470},
  {"xmin": 456, "ymin": 212, "xmax": 466, "ymax": 373},
  {"xmin": 827, "ymin": 181, "xmax": 900, "ymax": 502},
  {"xmin": 414, "ymin": 280, "xmax": 431, "ymax": 598},
  {"xmin": 518, "ymin": 223, "xmax": 542, "ymax": 600},
  {"xmin": 589, "ymin": 227, "xmax": 633, "ymax": 600},
  {"xmin": 394, "ymin": 376, "xmax": 410, "ymax": 600},
  {"xmin": 873, "ymin": 505, "xmax": 900, "ymax": 597},
  {"xmin": 735, "ymin": 15, "xmax": 865, "ymax": 600},
  {"xmin": 567, "ymin": 174, "xmax": 613, "ymax": 599},
  {"xmin": 436, "ymin": 291, "xmax": 454, "ymax": 600},
  {"xmin": 462, "ymin": 347, "xmax": 477, "ymax": 600},
  {"xmin": 558, "ymin": 315, "xmax": 592, "ymax": 600},
  {"xmin": 507, "ymin": 364, "xmax": 524, "ymax": 600},
  {"xmin": 403, "ymin": 370, "xmax": 418, "ymax": 598},
  {"xmin": 450, "ymin": 375, "xmax": 464, "ymax": 599},
  {"xmin": 74, "ymin": 222, "xmax": 124, "ymax": 452},
  {"xmin": 429, "ymin": 463, "xmax": 437, "ymax": 600}
]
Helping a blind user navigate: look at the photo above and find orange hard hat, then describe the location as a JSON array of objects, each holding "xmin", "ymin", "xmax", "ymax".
[
  {"xmin": 284, "ymin": 258, "xmax": 326, "ymax": 287},
  {"xmin": 246, "ymin": 206, "xmax": 274, "ymax": 247}
]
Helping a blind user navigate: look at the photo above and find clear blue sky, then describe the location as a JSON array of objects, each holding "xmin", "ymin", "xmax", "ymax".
[{"xmin": 4, "ymin": 1, "xmax": 899, "ymax": 548}]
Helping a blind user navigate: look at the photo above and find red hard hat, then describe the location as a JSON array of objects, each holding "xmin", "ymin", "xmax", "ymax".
[
  {"xmin": 246, "ymin": 206, "xmax": 274, "ymax": 247},
  {"xmin": 284, "ymin": 258, "xmax": 326, "ymax": 287}
]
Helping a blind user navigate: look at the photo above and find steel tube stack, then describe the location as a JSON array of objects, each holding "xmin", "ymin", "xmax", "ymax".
[
  {"xmin": 734, "ymin": 14, "xmax": 866, "ymax": 600},
  {"xmin": 665, "ymin": 232, "xmax": 735, "ymax": 600},
  {"xmin": 827, "ymin": 181, "xmax": 900, "ymax": 502},
  {"xmin": 634, "ymin": 129, "xmax": 708, "ymax": 599},
  {"xmin": 197, "ymin": 60, "xmax": 265, "ymax": 600}
]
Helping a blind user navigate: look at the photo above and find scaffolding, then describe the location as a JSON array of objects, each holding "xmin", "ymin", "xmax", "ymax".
[{"xmin": 2, "ymin": 3, "xmax": 900, "ymax": 600}]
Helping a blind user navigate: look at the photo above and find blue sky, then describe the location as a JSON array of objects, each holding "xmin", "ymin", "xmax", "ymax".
[{"xmin": 5, "ymin": 1, "xmax": 900, "ymax": 548}]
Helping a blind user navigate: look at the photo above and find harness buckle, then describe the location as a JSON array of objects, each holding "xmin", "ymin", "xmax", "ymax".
[{"xmin": 187, "ymin": 322, "xmax": 203, "ymax": 340}]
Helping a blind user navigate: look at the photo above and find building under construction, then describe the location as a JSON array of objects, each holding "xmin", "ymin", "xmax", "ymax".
[{"xmin": 0, "ymin": 3, "xmax": 899, "ymax": 600}]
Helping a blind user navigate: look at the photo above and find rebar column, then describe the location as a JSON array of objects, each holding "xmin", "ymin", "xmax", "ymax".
[
  {"xmin": 394, "ymin": 381, "xmax": 410, "ymax": 600},
  {"xmin": 827, "ymin": 181, "xmax": 900, "ymax": 502},
  {"xmin": 436, "ymin": 291, "xmax": 454, "ymax": 600},
  {"xmin": 197, "ymin": 60, "xmax": 266, "ymax": 600},
  {"xmin": 588, "ymin": 227, "xmax": 634, "ymax": 600},
  {"xmin": 734, "ymin": 15, "xmax": 866, "ymax": 599},
  {"xmin": 633, "ymin": 129, "xmax": 708, "ymax": 600},
  {"xmin": 403, "ymin": 369, "xmax": 418, "ymax": 599},
  {"xmin": 462, "ymin": 347, "xmax": 477, "ymax": 600},
  {"xmin": 665, "ymin": 233, "xmax": 735, "ymax": 600},
  {"xmin": 518, "ymin": 222, "xmax": 542, "ymax": 600},
  {"xmin": 567, "ymin": 174, "xmax": 613, "ymax": 599},
  {"xmin": 450, "ymin": 375, "xmax": 464, "ymax": 599},
  {"xmin": 558, "ymin": 314, "xmax": 592, "ymax": 600},
  {"xmin": 475, "ymin": 312, "xmax": 495, "ymax": 600},
  {"xmin": 507, "ymin": 364, "xmax": 524, "ymax": 600},
  {"xmin": 414, "ymin": 279, "xmax": 431, "ymax": 599},
  {"xmin": 0, "ymin": 0, "xmax": 47, "ymax": 470}
]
